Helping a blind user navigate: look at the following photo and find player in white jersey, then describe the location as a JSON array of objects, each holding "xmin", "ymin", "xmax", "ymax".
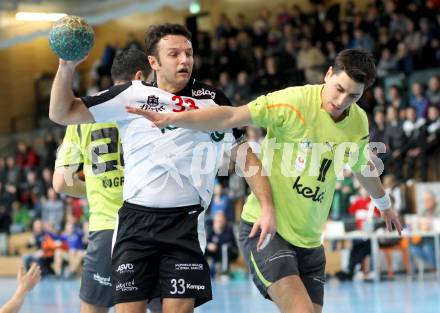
[{"xmin": 48, "ymin": 24, "xmax": 276, "ymax": 313}]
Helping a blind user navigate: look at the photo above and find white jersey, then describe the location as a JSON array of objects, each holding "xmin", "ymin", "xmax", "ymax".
[{"xmin": 81, "ymin": 79, "xmax": 244, "ymax": 209}]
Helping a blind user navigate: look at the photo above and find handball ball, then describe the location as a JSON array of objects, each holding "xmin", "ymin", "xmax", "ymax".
[{"xmin": 48, "ymin": 15, "xmax": 94, "ymax": 61}]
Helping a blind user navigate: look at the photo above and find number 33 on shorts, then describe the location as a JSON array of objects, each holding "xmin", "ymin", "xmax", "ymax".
[{"xmin": 170, "ymin": 278, "xmax": 186, "ymax": 295}]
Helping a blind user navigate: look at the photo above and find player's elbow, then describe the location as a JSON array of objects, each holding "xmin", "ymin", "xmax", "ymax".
[
  {"xmin": 49, "ymin": 109, "xmax": 66, "ymax": 125},
  {"xmin": 52, "ymin": 172, "xmax": 68, "ymax": 193}
]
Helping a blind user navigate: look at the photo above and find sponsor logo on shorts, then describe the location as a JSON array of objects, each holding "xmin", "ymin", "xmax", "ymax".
[
  {"xmin": 93, "ymin": 273, "xmax": 112, "ymax": 286},
  {"xmin": 116, "ymin": 263, "xmax": 134, "ymax": 274},
  {"xmin": 266, "ymin": 250, "xmax": 296, "ymax": 263},
  {"xmin": 313, "ymin": 277, "xmax": 326, "ymax": 285},
  {"xmin": 116, "ymin": 279, "xmax": 138, "ymax": 292},
  {"xmin": 175, "ymin": 263, "xmax": 204, "ymax": 271},
  {"xmin": 186, "ymin": 283, "xmax": 205, "ymax": 291}
]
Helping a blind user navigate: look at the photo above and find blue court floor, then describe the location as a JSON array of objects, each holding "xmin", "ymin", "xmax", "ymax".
[{"xmin": 0, "ymin": 275, "xmax": 439, "ymax": 313}]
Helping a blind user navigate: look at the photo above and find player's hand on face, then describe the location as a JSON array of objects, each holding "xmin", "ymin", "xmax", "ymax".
[
  {"xmin": 249, "ymin": 207, "xmax": 277, "ymax": 251},
  {"xmin": 381, "ymin": 208, "xmax": 403, "ymax": 236},
  {"xmin": 125, "ymin": 106, "xmax": 171, "ymax": 128}
]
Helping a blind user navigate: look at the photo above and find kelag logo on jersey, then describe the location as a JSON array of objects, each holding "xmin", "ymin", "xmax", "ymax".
[
  {"xmin": 192, "ymin": 88, "xmax": 216, "ymax": 99},
  {"xmin": 137, "ymin": 95, "xmax": 165, "ymax": 112},
  {"xmin": 292, "ymin": 176, "xmax": 325, "ymax": 203}
]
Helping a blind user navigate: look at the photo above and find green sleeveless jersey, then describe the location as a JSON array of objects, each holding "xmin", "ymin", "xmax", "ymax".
[{"xmin": 55, "ymin": 123, "xmax": 124, "ymax": 231}]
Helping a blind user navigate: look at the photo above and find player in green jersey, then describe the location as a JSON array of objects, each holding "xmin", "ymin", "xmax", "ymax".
[
  {"xmin": 126, "ymin": 48, "xmax": 403, "ymax": 313},
  {"xmin": 53, "ymin": 48, "xmax": 152, "ymax": 313}
]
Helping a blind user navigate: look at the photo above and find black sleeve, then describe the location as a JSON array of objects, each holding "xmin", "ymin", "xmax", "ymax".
[
  {"xmin": 81, "ymin": 82, "xmax": 132, "ymax": 108},
  {"xmin": 214, "ymin": 89, "xmax": 246, "ymax": 142}
]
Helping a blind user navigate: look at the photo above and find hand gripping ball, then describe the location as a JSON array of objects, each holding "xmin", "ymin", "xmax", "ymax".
[{"xmin": 48, "ymin": 15, "xmax": 94, "ymax": 61}]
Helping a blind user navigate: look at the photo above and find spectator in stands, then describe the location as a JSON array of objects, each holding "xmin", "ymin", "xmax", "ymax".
[
  {"xmin": 10, "ymin": 201, "xmax": 30, "ymax": 234},
  {"xmin": 350, "ymin": 28, "xmax": 375, "ymax": 52},
  {"xmin": 377, "ymin": 48, "xmax": 397, "ymax": 81},
  {"xmin": 330, "ymin": 169, "xmax": 356, "ymax": 221},
  {"xmin": 336, "ymin": 188, "xmax": 380, "ymax": 281},
  {"xmin": 257, "ymin": 56, "xmax": 284, "ymax": 93},
  {"xmin": 40, "ymin": 132, "xmax": 59, "ymax": 169},
  {"xmin": 388, "ymin": 85, "xmax": 406, "ymax": 113},
  {"xmin": 215, "ymin": 13, "xmax": 237, "ymax": 40},
  {"xmin": 41, "ymin": 222, "xmax": 68, "ymax": 276},
  {"xmin": 410, "ymin": 190, "xmax": 439, "ymax": 269},
  {"xmin": 370, "ymin": 108, "xmax": 386, "ymax": 147},
  {"xmin": 402, "ymin": 106, "xmax": 426, "ymax": 138},
  {"xmin": 277, "ymin": 40, "xmax": 298, "ymax": 78},
  {"xmin": 23, "ymin": 220, "xmax": 49, "ymax": 275},
  {"xmin": 40, "ymin": 188, "xmax": 64, "ymax": 231},
  {"xmin": 217, "ymin": 71, "xmax": 236, "ymax": 101},
  {"xmin": 410, "ymin": 81, "xmax": 429, "ymax": 118},
  {"xmin": 40, "ymin": 168, "xmax": 53, "ymax": 196},
  {"xmin": 384, "ymin": 106, "xmax": 407, "ymax": 180},
  {"xmin": 209, "ymin": 183, "xmax": 234, "ymax": 222},
  {"xmin": 2, "ymin": 183, "xmax": 17, "ymax": 213},
  {"xmin": 53, "ymin": 221, "xmax": 85, "ymax": 278},
  {"xmin": 403, "ymin": 19, "xmax": 422, "ymax": 53},
  {"xmin": 395, "ymin": 42, "xmax": 415, "ymax": 77},
  {"xmin": 0, "ymin": 204, "xmax": 11, "ymax": 255},
  {"xmin": 406, "ymin": 105, "xmax": 440, "ymax": 181},
  {"xmin": 251, "ymin": 46, "xmax": 266, "ymax": 79},
  {"xmin": 15, "ymin": 142, "xmax": 39, "ymax": 171},
  {"xmin": 124, "ymin": 32, "xmax": 142, "ymax": 50},
  {"xmin": 5, "ymin": 157, "xmax": 20, "ymax": 185},
  {"xmin": 235, "ymin": 13, "xmax": 252, "ymax": 36},
  {"xmin": 296, "ymin": 37, "xmax": 326, "ymax": 84},
  {"xmin": 402, "ymin": 106, "xmax": 426, "ymax": 180},
  {"xmin": 205, "ymin": 211, "xmax": 238, "ymax": 278},
  {"xmin": 226, "ymin": 36, "xmax": 245, "ymax": 77},
  {"xmin": 0, "ymin": 158, "xmax": 6, "ymax": 185},
  {"xmin": 427, "ymin": 75, "xmax": 440, "ymax": 107},
  {"xmin": 233, "ymin": 71, "xmax": 252, "ymax": 105},
  {"xmin": 0, "ymin": 263, "xmax": 41, "ymax": 313},
  {"xmin": 18, "ymin": 171, "xmax": 44, "ymax": 212}
]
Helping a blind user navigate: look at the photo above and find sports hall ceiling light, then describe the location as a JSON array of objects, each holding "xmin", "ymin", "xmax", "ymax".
[
  {"xmin": 15, "ymin": 12, "xmax": 67, "ymax": 21},
  {"xmin": 189, "ymin": 0, "xmax": 200, "ymax": 14}
]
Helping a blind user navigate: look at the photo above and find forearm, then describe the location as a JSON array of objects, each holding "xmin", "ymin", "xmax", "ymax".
[
  {"xmin": 236, "ymin": 146, "xmax": 274, "ymax": 212},
  {"xmin": 353, "ymin": 162, "xmax": 385, "ymax": 198},
  {"xmin": 170, "ymin": 105, "xmax": 251, "ymax": 131},
  {"xmin": 53, "ymin": 170, "xmax": 87, "ymax": 198},
  {"xmin": 49, "ymin": 64, "xmax": 76, "ymax": 124},
  {"xmin": 58, "ymin": 178, "xmax": 86, "ymax": 198},
  {"xmin": 0, "ymin": 288, "xmax": 27, "ymax": 313}
]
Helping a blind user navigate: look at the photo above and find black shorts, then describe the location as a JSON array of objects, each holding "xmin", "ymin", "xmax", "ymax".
[
  {"xmin": 112, "ymin": 201, "xmax": 212, "ymax": 307},
  {"xmin": 80, "ymin": 230, "xmax": 114, "ymax": 307},
  {"xmin": 239, "ymin": 220, "xmax": 326, "ymax": 306}
]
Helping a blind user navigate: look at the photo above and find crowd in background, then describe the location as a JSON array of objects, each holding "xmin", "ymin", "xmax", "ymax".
[{"xmin": 1, "ymin": 0, "xmax": 440, "ymax": 279}]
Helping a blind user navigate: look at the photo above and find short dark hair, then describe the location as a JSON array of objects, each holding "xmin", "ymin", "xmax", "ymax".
[
  {"xmin": 333, "ymin": 49, "xmax": 376, "ymax": 88},
  {"xmin": 110, "ymin": 48, "xmax": 150, "ymax": 82},
  {"xmin": 144, "ymin": 23, "xmax": 192, "ymax": 57}
]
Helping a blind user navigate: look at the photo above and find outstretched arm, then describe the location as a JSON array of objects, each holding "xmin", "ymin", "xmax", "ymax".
[
  {"xmin": 49, "ymin": 58, "xmax": 94, "ymax": 125},
  {"xmin": 353, "ymin": 161, "xmax": 403, "ymax": 235},
  {"xmin": 126, "ymin": 104, "xmax": 252, "ymax": 131}
]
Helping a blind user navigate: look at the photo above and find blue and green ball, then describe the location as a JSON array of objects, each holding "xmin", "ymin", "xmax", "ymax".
[{"xmin": 48, "ymin": 15, "xmax": 94, "ymax": 61}]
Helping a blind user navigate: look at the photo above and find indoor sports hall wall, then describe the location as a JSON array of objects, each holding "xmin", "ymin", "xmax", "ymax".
[
  {"xmin": 0, "ymin": 5, "xmax": 187, "ymax": 134},
  {"xmin": 0, "ymin": 0, "xmax": 365, "ymax": 134}
]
